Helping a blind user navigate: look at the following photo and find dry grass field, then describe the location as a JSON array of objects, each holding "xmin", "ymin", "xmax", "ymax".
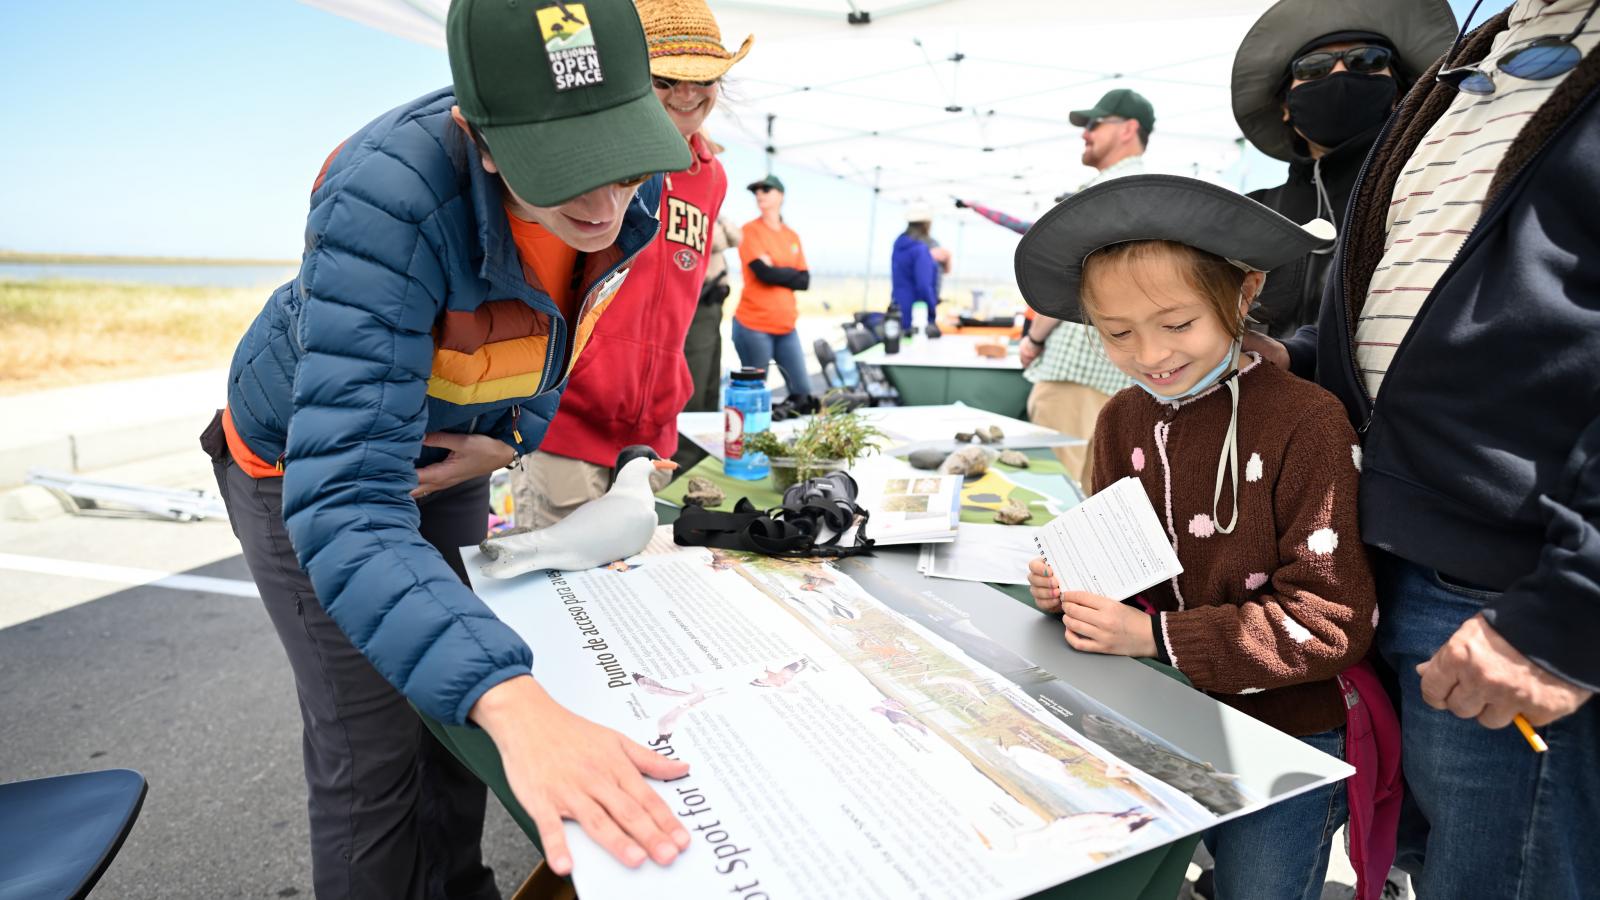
[
  {"xmin": 0, "ymin": 279, "xmax": 264, "ymax": 395},
  {"xmin": 0, "ymin": 273, "xmax": 1024, "ymax": 396}
]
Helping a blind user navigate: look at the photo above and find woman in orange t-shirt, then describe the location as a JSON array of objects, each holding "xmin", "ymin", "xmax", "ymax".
[{"xmin": 734, "ymin": 174, "xmax": 814, "ymax": 401}]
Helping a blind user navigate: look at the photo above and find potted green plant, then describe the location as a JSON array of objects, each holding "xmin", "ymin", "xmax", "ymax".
[{"xmin": 746, "ymin": 401, "xmax": 885, "ymax": 491}]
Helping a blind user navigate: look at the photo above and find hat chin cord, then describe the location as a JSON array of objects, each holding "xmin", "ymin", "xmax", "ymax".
[{"xmin": 1211, "ymin": 373, "xmax": 1242, "ymax": 536}]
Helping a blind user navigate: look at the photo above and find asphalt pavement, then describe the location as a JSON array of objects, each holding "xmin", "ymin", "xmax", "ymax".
[
  {"xmin": 0, "ymin": 556, "xmax": 539, "ymax": 899},
  {"xmin": 0, "ymin": 448, "xmax": 539, "ymax": 898}
]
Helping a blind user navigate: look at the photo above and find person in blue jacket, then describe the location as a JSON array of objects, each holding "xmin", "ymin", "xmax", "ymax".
[
  {"xmin": 1249, "ymin": 4, "xmax": 1599, "ymax": 896},
  {"xmin": 890, "ymin": 204, "xmax": 940, "ymax": 331},
  {"xmin": 198, "ymin": 1, "xmax": 700, "ymax": 896}
]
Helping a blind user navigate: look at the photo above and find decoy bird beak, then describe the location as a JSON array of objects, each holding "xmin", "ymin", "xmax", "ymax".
[{"xmin": 652, "ymin": 460, "xmax": 679, "ymax": 471}]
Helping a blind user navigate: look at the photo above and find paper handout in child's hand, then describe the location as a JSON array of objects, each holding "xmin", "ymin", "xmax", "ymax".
[{"xmin": 1033, "ymin": 477, "xmax": 1182, "ymax": 600}]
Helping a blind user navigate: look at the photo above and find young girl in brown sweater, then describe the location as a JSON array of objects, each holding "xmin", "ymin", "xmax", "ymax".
[{"xmin": 1014, "ymin": 175, "xmax": 1376, "ymax": 900}]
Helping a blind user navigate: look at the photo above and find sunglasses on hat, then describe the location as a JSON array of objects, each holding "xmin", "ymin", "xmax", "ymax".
[
  {"xmin": 652, "ymin": 76, "xmax": 719, "ymax": 91},
  {"xmin": 1290, "ymin": 45, "xmax": 1394, "ymax": 82},
  {"xmin": 1437, "ymin": 0, "xmax": 1599, "ymax": 96}
]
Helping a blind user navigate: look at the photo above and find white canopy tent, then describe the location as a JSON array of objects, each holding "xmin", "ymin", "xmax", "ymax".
[
  {"xmin": 300, "ymin": 1, "xmax": 1301, "ymax": 287},
  {"xmin": 301, "ymin": 0, "xmax": 1283, "ymax": 213}
]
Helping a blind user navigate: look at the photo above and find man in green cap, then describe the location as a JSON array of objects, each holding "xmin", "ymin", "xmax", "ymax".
[
  {"xmin": 202, "ymin": 0, "xmax": 696, "ymax": 895},
  {"xmin": 1017, "ymin": 87, "xmax": 1154, "ymax": 487},
  {"xmin": 1068, "ymin": 87, "xmax": 1155, "ymax": 180}
]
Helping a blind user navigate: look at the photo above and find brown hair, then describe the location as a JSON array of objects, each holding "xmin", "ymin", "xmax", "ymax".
[{"xmin": 1079, "ymin": 240, "xmax": 1248, "ymax": 338}]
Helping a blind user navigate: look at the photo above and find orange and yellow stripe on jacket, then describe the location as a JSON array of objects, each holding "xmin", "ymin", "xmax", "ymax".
[
  {"xmin": 425, "ymin": 264, "xmax": 628, "ymax": 406},
  {"xmin": 427, "ymin": 300, "xmax": 553, "ymax": 405}
]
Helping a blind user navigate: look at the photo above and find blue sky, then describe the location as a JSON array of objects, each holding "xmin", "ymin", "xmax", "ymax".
[{"xmin": 0, "ymin": 0, "xmax": 1505, "ymax": 276}]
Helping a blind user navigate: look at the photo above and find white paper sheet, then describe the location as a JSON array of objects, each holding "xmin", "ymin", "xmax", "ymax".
[
  {"xmin": 1033, "ymin": 477, "xmax": 1183, "ymax": 600},
  {"xmin": 919, "ymin": 523, "xmax": 1041, "ymax": 586}
]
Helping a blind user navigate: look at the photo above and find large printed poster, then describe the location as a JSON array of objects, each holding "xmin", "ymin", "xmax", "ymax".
[{"xmin": 465, "ymin": 530, "xmax": 1349, "ymax": 899}]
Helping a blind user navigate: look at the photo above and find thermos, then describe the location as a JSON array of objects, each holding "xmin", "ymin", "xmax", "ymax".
[{"xmin": 883, "ymin": 305, "xmax": 903, "ymax": 355}]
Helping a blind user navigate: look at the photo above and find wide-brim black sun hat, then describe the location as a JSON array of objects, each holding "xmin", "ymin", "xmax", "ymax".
[
  {"xmin": 1231, "ymin": 0, "xmax": 1457, "ymax": 161},
  {"xmin": 1014, "ymin": 174, "xmax": 1336, "ymax": 321}
]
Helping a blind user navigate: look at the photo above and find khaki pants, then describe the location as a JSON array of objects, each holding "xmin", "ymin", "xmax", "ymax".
[
  {"xmin": 1026, "ymin": 380, "xmax": 1112, "ymax": 490},
  {"xmin": 510, "ymin": 450, "xmax": 670, "ymax": 530}
]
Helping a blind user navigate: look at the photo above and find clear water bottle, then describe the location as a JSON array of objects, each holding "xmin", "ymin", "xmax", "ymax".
[{"xmin": 724, "ymin": 368, "xmax": 771, "ymax": 480}]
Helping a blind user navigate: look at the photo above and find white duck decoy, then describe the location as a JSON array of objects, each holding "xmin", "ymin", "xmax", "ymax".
[{"xmin": 478, "ymin": 445, "xmax": 676, "ymax": 579}]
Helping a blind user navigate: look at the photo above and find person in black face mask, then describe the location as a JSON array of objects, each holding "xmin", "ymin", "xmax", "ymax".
[{"xmin": 1230, "ymin": 0, "xmax": 1455, "ymax": 338}]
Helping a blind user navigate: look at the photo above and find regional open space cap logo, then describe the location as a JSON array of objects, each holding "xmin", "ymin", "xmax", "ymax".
[{"xmin": 538, "ymin": 2, "xmax": 606, "ymax": 91}]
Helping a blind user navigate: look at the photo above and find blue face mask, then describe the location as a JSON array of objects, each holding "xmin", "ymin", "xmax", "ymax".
[{"xmin": 1131, "ymin": 336, "xmax": 1242, "ymax": 402}]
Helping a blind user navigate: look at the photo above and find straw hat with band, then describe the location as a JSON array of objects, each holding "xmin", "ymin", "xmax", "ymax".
[
  {"xmin": 1015, "ymin": 175, "xmax": 1335, "ymax": 533},
  {"xmin": 637, "ymin": 0, "xmax": 753, "ymax": 83},
  {"xmin": 447, "ymin": 0, "xmax": 691, "ymax": 207},
  {"xmin": 1231, "ymin": 0, "xmax": 1457, "ymax": 161}
]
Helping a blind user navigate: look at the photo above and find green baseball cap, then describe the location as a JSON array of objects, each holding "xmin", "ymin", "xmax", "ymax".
[
  {"xmin": 746, "ymin": 174, "xmax": 786, "ymax": 193},
  {"xmin": 448, "ymin": 0, "xmax": 691, "ymax": 207},
  {"xmin": 1068, "ymin": 88, "xmax": 1156, "ymax": 135}
]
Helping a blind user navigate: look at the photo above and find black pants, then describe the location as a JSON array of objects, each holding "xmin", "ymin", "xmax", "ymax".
[
  {"xmin": 204, "ymin": 414, "xmax": 498, "ymax": 900},
  {"xmin": 682, "ymin": 298, "xmax": 725, "ymax": 414}
]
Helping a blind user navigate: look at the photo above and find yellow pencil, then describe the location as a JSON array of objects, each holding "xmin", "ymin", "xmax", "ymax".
[{"xmin": 1513, "ymin": 714, "xmax": 1548, "ymax": 753}]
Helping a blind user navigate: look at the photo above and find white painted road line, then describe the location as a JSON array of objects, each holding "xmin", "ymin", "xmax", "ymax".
[{"xmin": 0, "ymin": 552, "xmax": 259, "ymax": 598}]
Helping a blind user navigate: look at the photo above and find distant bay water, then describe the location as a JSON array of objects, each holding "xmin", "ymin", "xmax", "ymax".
[{"xmin": 0, "ymin": 262, "xmax": 296, "ymax": 289}]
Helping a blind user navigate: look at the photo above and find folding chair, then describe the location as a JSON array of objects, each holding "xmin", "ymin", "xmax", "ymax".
[
  {"xmin": 812, "ymin": 339, "xmax": 871, "ymax": 409},
  {"xmin": 830, "ymin": 328, "xmax": 899, "ymax": 406}
]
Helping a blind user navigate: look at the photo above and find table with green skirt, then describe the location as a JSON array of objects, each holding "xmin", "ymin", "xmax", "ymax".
[
  {"xmin": 853, "ymin": 336, "xmax": 1032, "ymax": 418},
  {"xmin": 422, "ymin": 452, "xmax": 1200, "ymax": 900}
]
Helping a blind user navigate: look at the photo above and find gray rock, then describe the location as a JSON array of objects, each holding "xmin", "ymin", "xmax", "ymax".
[
  {"xmin": 684, "ymin": 476, "xmax": 725, "ymax": 507},
  {"xmin": 998, "ymin": 450, "xmax": 1030, "ymax": 468},
  {"xmin": 908, "ymin": 448, "xmax": 948, "ymax": 470},
  {"xmin": 940, "ymin": 445, "xmax": 993, "ymax": 476},
  {"xmin": 994, "ymin": 498, "xmax": 1033, "ymax": 524}
]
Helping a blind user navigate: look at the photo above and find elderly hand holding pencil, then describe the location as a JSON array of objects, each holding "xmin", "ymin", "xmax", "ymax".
[{"xmin": 1416, "ymin": 613, "xmax": 1593, "ymax": 750}]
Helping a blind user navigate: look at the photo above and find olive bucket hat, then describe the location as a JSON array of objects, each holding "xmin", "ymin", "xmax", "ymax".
[{"xmin": 1231, "ymin": 0, "xmax": 1457, "ymax": 161}]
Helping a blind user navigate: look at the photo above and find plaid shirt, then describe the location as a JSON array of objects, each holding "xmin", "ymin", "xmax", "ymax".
[
  {"xmin": 1023, "ymin": 154, "xmax": 1141, "ymax": 397},
  {"xmin": 1025, "ymin": 321, "xmax": 1131, "ymax": 397}
]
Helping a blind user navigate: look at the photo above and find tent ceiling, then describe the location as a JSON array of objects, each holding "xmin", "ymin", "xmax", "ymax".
[{"xmin": 302, "ymin": 0, "xmax": 1278, "ymax": 217}]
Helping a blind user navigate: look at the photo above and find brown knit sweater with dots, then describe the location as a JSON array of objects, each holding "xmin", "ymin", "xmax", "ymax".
[{"xmin": 1091, "ymin": 355, "xmax": 1376, "ymax": 737}]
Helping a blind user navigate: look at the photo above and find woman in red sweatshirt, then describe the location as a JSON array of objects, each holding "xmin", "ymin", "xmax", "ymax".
[{"xmin": 510, "ymin": 0, "xmax": 751, "ymax": 527}]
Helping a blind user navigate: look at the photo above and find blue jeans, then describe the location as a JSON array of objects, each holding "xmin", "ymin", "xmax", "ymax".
[
  {"xmin": 1374, "ymin": 552, "xmax": 1600, "ymax": 899},
  {"xmin": 731, "ymin": 318, "xmax": 812, "ymax": 399},
  {"xmin": 1203, "ymin": 727, "xmax": 1347, "ymax": 900}
]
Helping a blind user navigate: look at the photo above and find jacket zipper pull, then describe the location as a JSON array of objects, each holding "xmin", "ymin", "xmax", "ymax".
[
  {"xmin": 275, "ymin": 453, "xmax": 286, "ymax": 472},
  {"xmin": 511, "ymin": 406, "xmax": 523, "ymax": 444},
  {"xmin": 1359, "ymin": 400, "xmax": 1377, "ymax": 435}
]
